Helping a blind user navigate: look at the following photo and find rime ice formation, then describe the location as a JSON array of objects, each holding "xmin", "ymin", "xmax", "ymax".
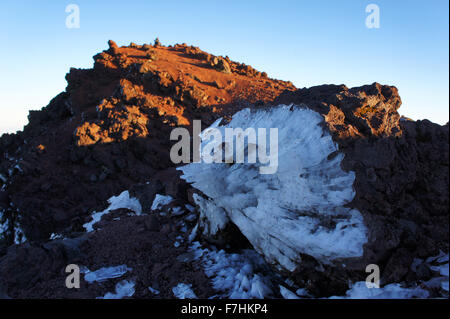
[
  {"xmin": 179, "ymin": 105, "xmax": 368, "ymax": 271},
  {"xmin": 151, "ymin": 194, "xmax": 174, "ymax": 211},
  {"xmin": 83, "ymin": 190, "xmax": 142, "ymax": 232},
  {"xmin": 188, "ymin": 241, "xmax": 275, "ymax": 299}
]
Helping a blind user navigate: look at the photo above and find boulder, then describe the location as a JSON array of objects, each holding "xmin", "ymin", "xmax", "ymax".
[{"xmin": 210, "ymin": 56, "xmax": 232, "ymax": 74}]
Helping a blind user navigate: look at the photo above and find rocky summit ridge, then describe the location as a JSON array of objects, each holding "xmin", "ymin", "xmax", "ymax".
[{"xmin": 0, "ymin": 40, "xmax": 448, "ymax": 298}]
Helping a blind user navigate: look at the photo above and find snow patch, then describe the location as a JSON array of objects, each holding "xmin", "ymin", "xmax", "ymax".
[
  {"xmin": 151, "ymin": 194, "xmax": 173, "ymax": 211},
  {"xmin": 332, "ymin": 282, "xmax": 429, "ymax": 299},
  {"xmin": 83, "ymin": 190, "xmax": 142, "ymax": 232},
  {"xmin": 188, "ymin": 241, "xmax": 275, "ymax": 299},
  {"xmin": 14, "ymin": 226, "xmax": 26, "ymax": 244},
  {"xmin": 295, "ymin": 288, "xmax": 310, "ymax": 297},
  {"xmin": 11, "ymin": 209, "xmax": 26, "ymax": 244},
  {"xmin": 49, "ymin": 233, "xmax": 63, "ymax": 240},
  {"xmin": 279, "ymin": 285, "xmax": 300, "ymax": 299},
  {"xmin": 99, "ymin": 280, "xmax": 135, "ymax": 299}
]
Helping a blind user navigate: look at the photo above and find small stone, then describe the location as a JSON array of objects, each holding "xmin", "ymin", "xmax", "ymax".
[{"xmin": 108, "ymin": 40, "xmax": 118, "ymax": 49}]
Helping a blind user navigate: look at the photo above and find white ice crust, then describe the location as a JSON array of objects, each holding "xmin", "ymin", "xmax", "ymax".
[
  {"xmin": 83, "ymin": 190, "xmax": 142, "ymax": 232},
  {"xmin": 179, "ymin": 105, "xmax": 368, "ymax": 271}
]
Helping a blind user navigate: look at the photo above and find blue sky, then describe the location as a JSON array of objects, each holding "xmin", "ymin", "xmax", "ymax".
[{"xmin": 0, "ymin": 0, "xmax": 448, "ymax": 133}]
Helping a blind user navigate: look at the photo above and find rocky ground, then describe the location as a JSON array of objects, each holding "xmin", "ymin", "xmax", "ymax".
[{"xmin": 0, "ymin": 40, "xmax": 448, "ymax": 299}]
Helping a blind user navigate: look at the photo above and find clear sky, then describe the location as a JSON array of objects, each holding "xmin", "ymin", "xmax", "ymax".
[{"xmin": 0, "ymin": 0, "xmax": 448, "ymax": 134}]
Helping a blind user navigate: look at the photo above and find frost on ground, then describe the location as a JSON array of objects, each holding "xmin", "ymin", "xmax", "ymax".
[
  {"xmin": 179, "ymin": 105, "xmax": 367, "ymax": 271},
  {"xmin": 151, "ymin": 194, "xmax": 173, "ymax": 211},
  {"xmin": 178, "ymin": 240, "xmax": 448, "ymax": 299},
  {"xmin": 85, "ymin": 265, "xmax": 135, "ymax": 299},
  {"xmin": 99, "ymin": 280, "xmax": 135, "ymax": 299},
  {"xmin": 13, "ymin": 218, "xmax": 26, "ymax": 244},
  {"xmin": 172, "ymin": 283, "xmax": 198, "ymax": 299},
  {"xmin": 84, "ymin": 265, "xmax": 132, "ymax": 283},
  {"xmin": 83, "ymin": 190, "xmax": 142, "ymax": 232},
  {"xmin": 185, "ymin": 241, "xmax": 276, "ymax": 299},
  {"xmin": 151, "ymin": 194, "xmax": 186, "ymax": 217},
  {"xmin": 279, "ymin": 285, "xmax": 301, "ymax": 299},
  {"xmin": 331, "ymin": 281, "xmax": 430, "ymax": 299}
]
